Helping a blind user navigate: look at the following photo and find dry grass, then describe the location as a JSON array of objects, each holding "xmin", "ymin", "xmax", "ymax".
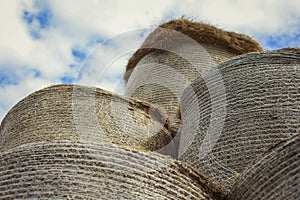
[{"xmin": 267, "ymin": 47, "xmax": 300, "ymax": 54}]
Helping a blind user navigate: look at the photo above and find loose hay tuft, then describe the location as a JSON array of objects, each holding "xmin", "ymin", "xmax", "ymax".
[{"xmin": 267, "ymin": 47, "xmax": 300, "ymax": 54}]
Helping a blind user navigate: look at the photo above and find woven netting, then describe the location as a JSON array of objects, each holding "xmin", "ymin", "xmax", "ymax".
[
  {"xmin": 124, "ymin": 19, "xmax": 262, "ymax": 158},
  {"xmin": 228, "ymin": 134, "xmax": 299, "ymax": 200},
  {"xmin": 179, "ymin": 52, "xmax": 300, "ymax": 190},
  {"xmin": 0, "ymin": 141, "xmax": 227, "ymax": 200},
  {"xmin": 0, "ymin": 84, "xmax": 172, "ymax": 152}
]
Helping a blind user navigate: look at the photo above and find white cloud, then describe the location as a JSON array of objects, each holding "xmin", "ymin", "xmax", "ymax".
[
  {"xmin": 0, "ymin": 0, "xmax": 299, "ymax": 122},
  {"xmin": 0, "ymin": 0, "xmax": 173, "ymax": 120},
  {"xmin": 0, "ymin": 1, "xmax": 32, "ymax": 57},
  {"xmin": 77, "ymin": 28, "xmax": 149, "ymax": 90},
  {"xmin": 169, "ymin": 0, "xmax": 300, "ymax": 36},
  {"xmin": 46, "ymin": 0, "xmax": 173, "ymax": 37},
  {"xmin": 24, "ymin": 29, "xmax": 75, "ymax": 80}
]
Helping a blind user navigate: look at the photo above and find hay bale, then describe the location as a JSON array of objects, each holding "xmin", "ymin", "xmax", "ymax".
[
  {"xmin": 124, "ymin": 18, "xmax": 263, "ymax": 158},
  {"xmin": 228, "ymin": 134, "xmax": 300, "ymax": 200},
  {"xmin": 0, "ymin": 84, "xmax": 171, "ymax": 152},
  {"xmin": 124, "ymin": 18, "xmax": 263, "ymax": 81},
  {"xmin": 0, "ymin": 141, "xmax": 227, "ymax": 199},
  {"xmin": 179, "ymin": 51, "xmax": 300, "ymax": 190}
]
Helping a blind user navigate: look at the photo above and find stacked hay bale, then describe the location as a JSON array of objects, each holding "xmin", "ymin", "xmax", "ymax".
[
  {"xmin": 0, "ymin": 84, "xmax": 171, "ymax": 152},
  {"xmin": 228, "ymin": 134, "xmax": 299, "ymax": 200},
  {"xmin": 0, "ymin": 17, "xmax": 299, "ymax": 199},
  {"xmin": 0, "ymin": 142, "xmax": 226, "ymax": 199},
  {"xmin": 124, "ymin": 18, "xmax": 263, "ymax": 158},
  {"xmin": 0, "ymin": 84, "xmax": 227, "ymax": 199},
  {"xmin": 179, "ymin": 50, "xmax": 300, "ymax": 190}
]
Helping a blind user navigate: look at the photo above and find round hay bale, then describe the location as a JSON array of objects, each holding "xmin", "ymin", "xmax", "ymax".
[
  {"xmin": 124, "ymin": 18, "xmax": 263, "ymax": 158},
  {"xmin": 0, "ymin": 84, "xmax": 171, "ymax": 152},
  {"xmin": 228, "ymin": 134, "xmax": 300, "ymax": 200},
  {"xmin": 124, "ymin": 18, "xmax": 263, "ymax": 82},
  {"xmin": 179, "ymin": 52, "xmax": 300, "ymax": 190},
  {"xmin": 0, "ymin": 141, "xmax": 227, "ymax": 199}
]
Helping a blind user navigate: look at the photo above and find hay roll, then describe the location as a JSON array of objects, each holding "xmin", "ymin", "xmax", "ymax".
[
  {"xmin": 0, "ymin": 142, "xmax": 226, "ymax": 199},
  {"xmin": 228, "ymin": 134, "xmax": 300, "ymax": 200},
  {"xmin": 179, "ymin": 52, "xmax": 300, "ymax": 190},
  {"xmin": 124, "ymin": 18, "xmax": 263, "ymax": 81},
  {"xmin": 0, "ymin": 84, "xmax": 171, "ymax": 152},
  {"xmin": 124, "ymin": 19, "xmax": 262, "ymax": 158}
]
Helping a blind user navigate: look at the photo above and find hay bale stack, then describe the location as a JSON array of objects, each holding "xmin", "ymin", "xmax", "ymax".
[
  {"xmin": 0, "ymin": 84, "xmax": 171, "ymax": 152},
  {"xmin": 0, "ymin": 141, "xmax": 227, "ymax": 200},
  {"xmin": 179, "ymin": 51, "xmax": 300, "ymax": 190},
  {"xmin": 228, "ymin": 134, "xmax": 300, "ymax": 200},
  {"xmin": 124, "ymin": 18, "xmax": 262, "ymax": 157}
]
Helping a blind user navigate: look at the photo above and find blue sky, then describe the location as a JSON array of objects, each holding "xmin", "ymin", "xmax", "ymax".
[{"xmin": 0, "ymin": 0, "xmax": 299, "ymax": 121}]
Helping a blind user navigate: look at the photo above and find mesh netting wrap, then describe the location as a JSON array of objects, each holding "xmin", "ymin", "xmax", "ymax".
[
  {"xmin": 124, "ymin": 18, "xmax": 262, "ymax": 158},
  {"xmin": 228, "ymin": 134, "xmax": 300, "ymax": 200},
  {"xmin": 0, "ymin": 84, "xmax": 171, "ymax": 152},
  {"xmin": 0, "ymin": 142, "xmax": 227, "ymax": 200},
  {"xmin": 179, "ymin": 51, "xmax": 300, "ymax": 190}
]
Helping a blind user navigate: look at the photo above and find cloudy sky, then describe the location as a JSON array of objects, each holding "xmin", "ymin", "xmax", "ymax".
[{"xmin": 0, "ymin": 0, "xmax": 299, "ymax": 121}]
